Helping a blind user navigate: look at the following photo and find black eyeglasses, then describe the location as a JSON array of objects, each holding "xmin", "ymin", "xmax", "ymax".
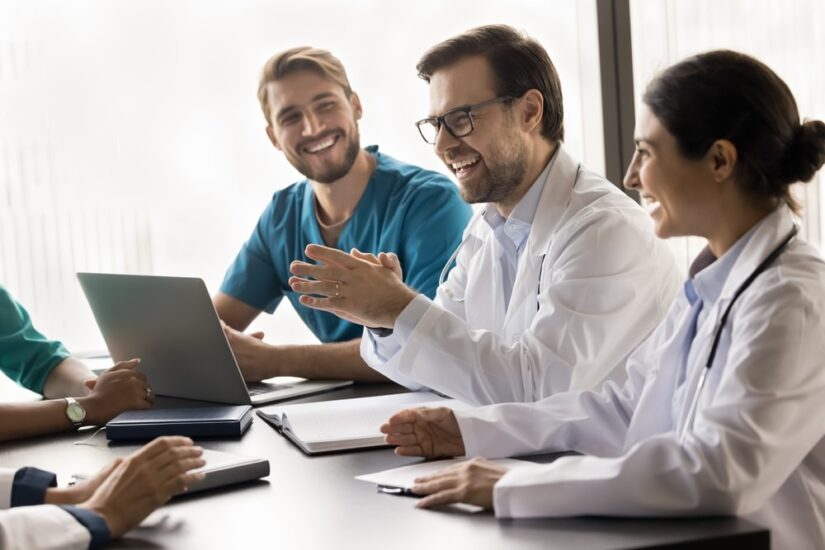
[{"xmin": 415, "ymin": 96, "xmax": 515, "ymax": 144}]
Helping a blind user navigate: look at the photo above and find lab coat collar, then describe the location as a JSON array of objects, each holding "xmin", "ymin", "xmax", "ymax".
[
  {"xmin": 526, "ymin": 144, "xmax": 581, "ymax": 257},
  {"xmin": 718, "ymin": 205, "xmax": 797, "ymax": 301}
]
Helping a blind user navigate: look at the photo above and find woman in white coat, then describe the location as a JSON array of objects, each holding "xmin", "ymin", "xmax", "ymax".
[{"xmin": 381, "ymin": 50, "xmax": 825, "ymax": 550}]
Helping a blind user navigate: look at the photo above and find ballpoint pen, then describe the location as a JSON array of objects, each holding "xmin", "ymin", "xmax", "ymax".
[{"xmin": 376, "ymin": 485, "xmax": 421, "ymax": 498}]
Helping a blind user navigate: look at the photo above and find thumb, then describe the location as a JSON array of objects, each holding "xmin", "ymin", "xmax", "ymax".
[
  {"xmin": 84, "ymin": 378, "xmax": 97, "ymax": 390},
  {"xmin": 250, "ymin": 331, "xmax": 265, "ymax": 340}
]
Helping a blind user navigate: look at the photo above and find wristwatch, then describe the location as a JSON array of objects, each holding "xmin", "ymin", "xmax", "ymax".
[{"xmin": 65, "ymin": 397, "xmax": 86, "ymax": 429}]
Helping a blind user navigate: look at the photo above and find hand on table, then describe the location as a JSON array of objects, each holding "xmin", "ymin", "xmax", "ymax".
[
  {"xmin": 381, "ymin": 406, "xmax": 466, "ymax": 458},
  {"xmin": 79, "ymin": 436, "xmax": 206, "ymax": 537},
  {"xmin": 411, "ymin": 458, "xmax": 508, "ymax": 510},
  {"xmin": 221, "ymin": 322, "xmax": 273, "ymax": 382},
  {"xmin": 289, "ymin": 245, "xmax": 417, "ymax": 329}
]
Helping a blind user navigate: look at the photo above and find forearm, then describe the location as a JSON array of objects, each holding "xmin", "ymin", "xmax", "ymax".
[
  {"xmin": 41, "ymin": 358, "xmax": 93, "ymax": 399},
  {"xmin": 266, "ymin": 339, "xmax": 389, "ymax": 382},
  {"xmin": 0, "ymin": 401, "xmax": 72, "ymax": 441}
]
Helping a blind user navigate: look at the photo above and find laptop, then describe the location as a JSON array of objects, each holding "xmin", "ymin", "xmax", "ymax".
[{"xmin": 76, "ymin": 273, "xmax": 352, "ymax": 406}]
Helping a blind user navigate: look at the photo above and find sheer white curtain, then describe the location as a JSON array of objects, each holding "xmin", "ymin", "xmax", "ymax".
[
  {"xmin": 0, "ymin": 0, "xmax": 603, "ymax": 361},
  {"xmin": 630, "ymin": 0, "xmax": 825, "ymax": 273}
]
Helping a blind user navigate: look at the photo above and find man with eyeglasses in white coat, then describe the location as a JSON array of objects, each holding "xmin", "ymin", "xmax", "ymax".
[{"xmin": 288, "ymin": 25, "xmax": 681, "ymax": 404}]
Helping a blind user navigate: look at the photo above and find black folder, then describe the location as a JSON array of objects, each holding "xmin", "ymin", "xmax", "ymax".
[{"xmin": 106, "ymin": 405, "xmax": 253, "ymax": 441}]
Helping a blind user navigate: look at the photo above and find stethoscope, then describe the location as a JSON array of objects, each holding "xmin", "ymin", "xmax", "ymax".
[
  {"xmin": 678, "ymin": 223, "xmax": 799, "ymax": 444},
  {"xmin": 438, "ymin": 164, "xmax": 583, "ymax": 303}
]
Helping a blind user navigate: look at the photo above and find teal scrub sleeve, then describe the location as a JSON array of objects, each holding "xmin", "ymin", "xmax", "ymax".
[
  {"xmin": 399, "ymin": 179, "xmax": 472, "ymax": 298},
  {"xmin": 219, "ymin": 206, "xmax": 285, "ymax": 314},
  {"xmin": 0, "ymin": 286, "xmax": 71, "ymax": 394}
]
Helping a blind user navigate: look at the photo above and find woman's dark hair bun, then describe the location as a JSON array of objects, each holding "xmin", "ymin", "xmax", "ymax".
[{"xmin": 781, "ymin": 119, "xmax": 825, "ymax": 185}]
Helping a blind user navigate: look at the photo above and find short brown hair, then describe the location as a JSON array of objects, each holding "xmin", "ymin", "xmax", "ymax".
[
  {"xmin": 417, "ymin": 25, "xmax": 564, "ymax": 142},
  {"xmin": 257, "ymin": 46, "xmax": 352, "ymax": 123}
]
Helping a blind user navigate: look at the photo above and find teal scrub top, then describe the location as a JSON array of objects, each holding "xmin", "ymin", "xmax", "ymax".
[
  {"xmin": 220, "ymin": 145, "xmax": 472, "ymax": 343},
  {"xmin": 0, "ymin": 285, "xmax": 70, "ymax": 394}
]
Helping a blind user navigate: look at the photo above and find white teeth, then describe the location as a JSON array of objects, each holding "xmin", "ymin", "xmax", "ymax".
[
  {"xmin": 305, "ymin": 136, "xmax": 337, "ymax": 153},
  {"xmin": 451, "ymin": 156, "xmax": 480, "ymax": 170},
  {"xmin": 643, "ymin": 198, "xmax": 660, "ymax": 214}
]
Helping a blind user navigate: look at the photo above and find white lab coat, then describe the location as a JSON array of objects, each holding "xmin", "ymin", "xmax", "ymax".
[
  {"xmin": 0, "ymin": 468, "xmax": 91, "ymax": 550},
  {"xmin": 362, "ymin": 145, "xmax": 681, "ymax": 404},
  {"xmin": 454, "ymin": 206, "xmax": 825, "ymax": 549}
]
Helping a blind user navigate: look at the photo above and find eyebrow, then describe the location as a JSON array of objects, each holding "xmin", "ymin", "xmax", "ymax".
[
  {"xmin": 634, "ymin": 137, "xmax": 657, "ymax": 148},
  {"xmin": 275, "ymin": 92, "xmax": 338, "ymax": 120}
]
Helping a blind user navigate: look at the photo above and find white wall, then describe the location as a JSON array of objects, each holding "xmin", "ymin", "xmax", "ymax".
[{"xmin": 0, "ymin": 0, "xmax": 603, "ymax": 354}]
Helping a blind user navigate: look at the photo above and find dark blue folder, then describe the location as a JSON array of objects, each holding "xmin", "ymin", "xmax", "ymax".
[{"xmin": 106, "ymin": 405, "xmax": 253, "ymax": 440}]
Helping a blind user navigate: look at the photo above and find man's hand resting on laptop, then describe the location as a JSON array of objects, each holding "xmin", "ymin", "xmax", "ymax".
[
  {"xmin": 380, "ymin": 407, "xmax": 466, "ymax": 458},
  {"xmin": 221, "ymin": 322, "xmax": 273, "ymax": 382},
  {"xmin": 78, "ymin": 359, "xmax": 154, "ymax": 425}
]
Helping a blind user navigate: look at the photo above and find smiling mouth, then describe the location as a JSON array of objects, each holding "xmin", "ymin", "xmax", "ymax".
[
  {"xmin": 303, "ymin": 134, "xmax": 340, "ymax": 154},
  {"xmin": 449, "ymin": 154, "xmax": 482, "ymax": 178},
  {"xmin": 641, "ymin": 195, "xmax": 661, "ymax": 214}
]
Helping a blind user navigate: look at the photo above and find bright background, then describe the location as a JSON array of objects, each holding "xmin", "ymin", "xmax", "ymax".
[{"xmin": 1, "ymin": 0, "xmax": 823, "ymax": 396}]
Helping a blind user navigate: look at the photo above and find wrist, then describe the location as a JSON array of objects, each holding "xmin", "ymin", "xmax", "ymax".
[
  {"xmin": 383, "ymin": 289, "xmax": 417, "ymax": 328},
  {"xmin": 78, "ymin": 502, "xmax": 119, "ymax": 539},
  {"xmin": 75, "ymin": 396, "xmax": 102, "ymax": 426},
  {"xmin": 45, "ymin": 486, "xmax": 84, "ymax": 505}
]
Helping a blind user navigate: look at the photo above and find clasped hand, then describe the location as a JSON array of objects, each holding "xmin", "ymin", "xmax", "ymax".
[{"xmin": 289, "ymin": 245, "xmax": 417, "ymax": 329}]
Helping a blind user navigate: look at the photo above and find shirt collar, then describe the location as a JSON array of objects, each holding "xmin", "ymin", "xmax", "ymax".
[
  {"xmin": 685, "ymin": 222, "xmax": 760, "ymax": 306},
  {"xmin": 482, "ymin": 149, "xmax": 558, "ymax": 252}
]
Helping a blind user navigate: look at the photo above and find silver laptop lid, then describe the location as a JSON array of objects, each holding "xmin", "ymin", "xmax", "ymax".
[{"xmin": 77, "ymin": 273, "xmax": 251, "ymax": 405}]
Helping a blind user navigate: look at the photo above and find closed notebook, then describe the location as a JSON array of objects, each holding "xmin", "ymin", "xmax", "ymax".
[
  {"xmin": 256, "ymin": 391, "xmax": 470, "ymax": 454},
  {"xmin": 106, "ymin": 405, "xmax": 253, "ymax": 441}
]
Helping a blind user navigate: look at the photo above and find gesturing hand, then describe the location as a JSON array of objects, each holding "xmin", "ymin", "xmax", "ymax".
[
  {"xmin": 411, "ymin": 458, "xmax": 508, "ymax": 510},
  {"xmin": 380, "ymin": 407, "xmax": 466, "ymax": 458},
  {"xmin": 289, "ymin": 244, "xmax": 417, "ymax": 329}
]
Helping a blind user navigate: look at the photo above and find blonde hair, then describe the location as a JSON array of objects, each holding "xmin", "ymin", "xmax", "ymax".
[{"xmin": 257, "ymin": 46, "xmax": 352, "ymax": 123}]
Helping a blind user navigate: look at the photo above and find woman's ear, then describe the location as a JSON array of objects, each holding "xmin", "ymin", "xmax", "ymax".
[{"xmin": 707, "ymin": 139, "xmax": 738, "ymax": 182}]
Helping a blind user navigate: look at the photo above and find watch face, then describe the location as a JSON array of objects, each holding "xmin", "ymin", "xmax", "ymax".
[{"xmin": 67, "ymin": 401, "xmax": 86, "ymax": 423}]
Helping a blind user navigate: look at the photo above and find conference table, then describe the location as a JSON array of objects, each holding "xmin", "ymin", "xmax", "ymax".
[{"xmin": 1, "ymin": 383, "xmax": 770, "ymax": 549}]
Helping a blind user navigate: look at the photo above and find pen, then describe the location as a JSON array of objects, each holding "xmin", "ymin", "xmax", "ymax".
[{"xmin": 376, "ymin": 485, "xmax": 421, "ymax": 498}]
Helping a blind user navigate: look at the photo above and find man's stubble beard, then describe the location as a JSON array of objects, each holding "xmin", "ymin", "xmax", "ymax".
[{"xmin": 296, "ymin": 129, "xmax": 362, "ymax": 185}]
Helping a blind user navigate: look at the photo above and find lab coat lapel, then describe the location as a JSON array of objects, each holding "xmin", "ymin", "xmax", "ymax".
[{"xmin": 503, "ymin": 145, "xmax": 579, "ymax": 329}]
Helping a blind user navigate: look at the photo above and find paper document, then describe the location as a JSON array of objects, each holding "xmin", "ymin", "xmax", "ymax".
[
  {"xmin": 356, "ymin": 457, "xmax": 532, "ymax": 489},
  {"xmin": 257, "ymin": 391, "xmax": 471, "ymax": 454}
]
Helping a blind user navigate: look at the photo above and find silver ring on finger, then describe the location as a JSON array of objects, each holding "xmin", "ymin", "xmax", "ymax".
[{"xmin": 145, "ymin": 387, "xmax": 153, "ymax": 401}]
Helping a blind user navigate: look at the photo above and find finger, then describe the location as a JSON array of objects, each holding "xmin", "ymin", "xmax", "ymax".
[
  {"xmin": 289, "ymin": 262, "xmax": 346, "ymax": 281},
  {"xmin": 414, "ymin": 464, "xmax": 466, "ymax": 483},
  {"xmin": 83, "ymin": 378, "xmax": 96, "ymax": 390},
  {"xmin": 163, "ymin": 470, "xmax": 207, "ymax": 497},
  {"xmin": 394, "ymin": 445, "xmax": 425, "ymax": 457},
  {"xmin": 250, "ymin": 331, "xmax": 265, "ymax": 340},
  {"xmin": 107, "ymin": 358, "xmax": 141, "ymax": 371},
  {"xmin": 384, "ymin": 433, "xmax": 420, "ymax": 447},
  {"xmin": 386, "ymin": 408, "xmax": 423, "ymax": 426},
  {"xmin": 149, "ymin": 445, "xmax": 205, "ymax": 473},
  {"xmin": 416, "ymin": 488, "xmax": 464, "ymax": 509},
  {"xmin": 304, "ymin": 244, "xmax": 363, "ymax": 268},
  {"xmin": 351, "ymin": 248, "xmax": 379, "ymax": 264},
  {"xmin": 156, "ymin": 456, "xmax": 207, "ymax": 482},
  {"xmin": 379, "ymin": 421, "xmax": 414, "ymax": 434},
  {"xmin": 411, "ymin": 475, "xmax": 458, "ymax": 495},
  {"xmin": 289, "ymin": 278, "xmax": 343, "ymax": 297},
  {"xmin": 378, "ymin": 252, "xmax": 397, "ymax": 267},
  {"xmin": 134, "ymin": 436, "xmax": 195, "ymax": 462},
  {"xmin": 298, "ymin": 295, "xmax": 344, "ymax": 313}
]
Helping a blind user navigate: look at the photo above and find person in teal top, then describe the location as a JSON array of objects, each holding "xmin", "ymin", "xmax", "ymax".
[
  {"xmin": 215, "ymin": 47, "xmax": 471, "ymax": 383},
  {"xmin": 214, "ymin": 47, "xmax": 472, "ymax": 381},
  {"xmin": 0, "ymin": 285, "xmax": 153, "ymax": 441}
]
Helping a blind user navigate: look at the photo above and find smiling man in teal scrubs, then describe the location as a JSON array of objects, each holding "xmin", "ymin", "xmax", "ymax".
[{"xmin": 215, "ymin": 46, "xmax": 471, "ymax": 383}]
